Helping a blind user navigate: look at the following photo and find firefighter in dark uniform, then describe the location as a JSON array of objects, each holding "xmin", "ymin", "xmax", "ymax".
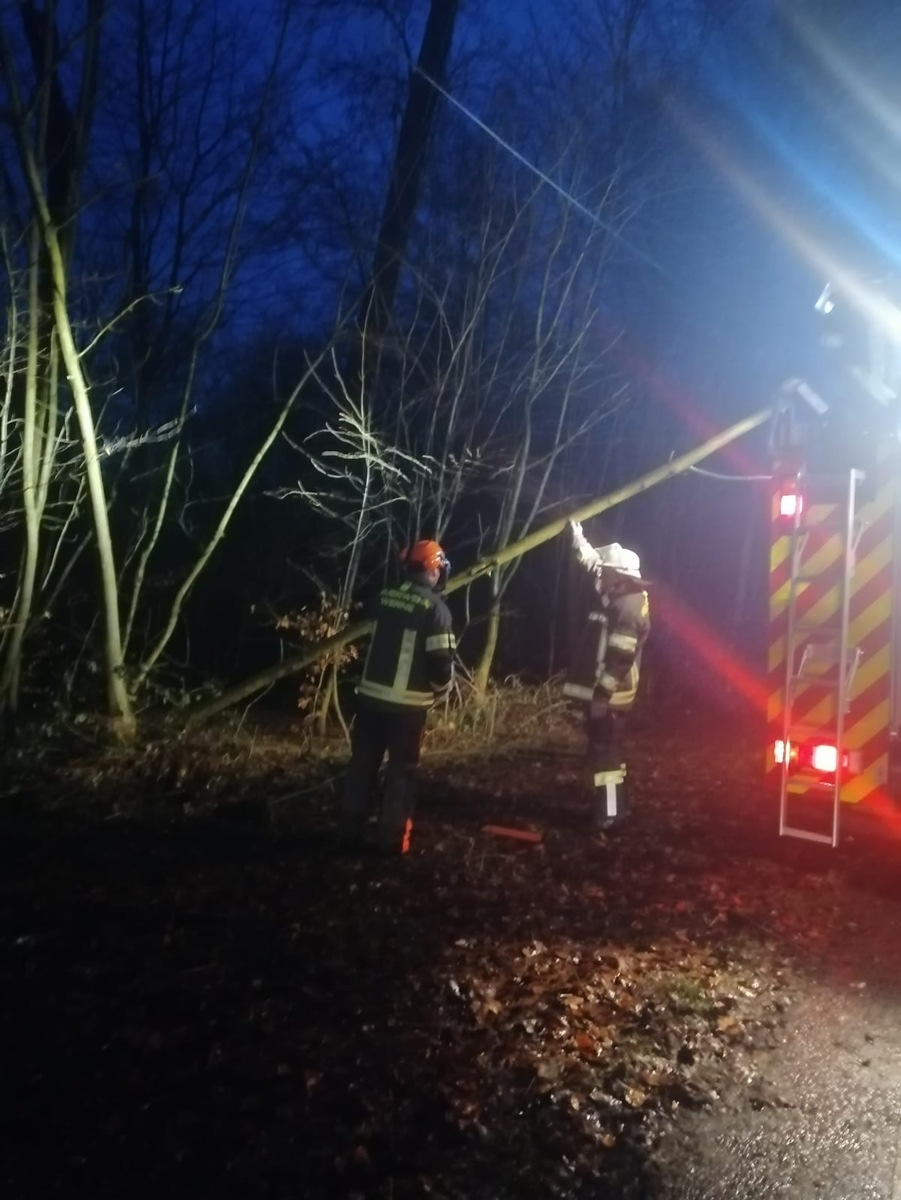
[
  {"xmin": 563, "ymin": 521, "xmax": 650, "ymax": 830},
  {"xmin": 339, "ymin": 539, "xmax": 455, "ymax": 854}
]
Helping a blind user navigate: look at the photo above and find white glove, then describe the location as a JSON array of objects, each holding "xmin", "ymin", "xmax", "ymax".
[{"xmin": 570, "ymin": 519, "xmax": 597, "ymax": 569}]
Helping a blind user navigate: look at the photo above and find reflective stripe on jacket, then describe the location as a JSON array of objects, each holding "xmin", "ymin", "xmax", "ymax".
[{"xmin": 357, "ymin": 580, "xmax": 455, "ymax": 712}]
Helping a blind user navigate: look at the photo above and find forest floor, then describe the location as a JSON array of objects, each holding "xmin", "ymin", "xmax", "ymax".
[{"xmin": 2, "ymin": 699, "xmax": 901, "ymax": 1199}]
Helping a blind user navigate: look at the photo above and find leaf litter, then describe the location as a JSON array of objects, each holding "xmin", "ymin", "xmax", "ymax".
[{"xmin": 0, "ymin": 711, "xmax": 896, "ymax": 1198}]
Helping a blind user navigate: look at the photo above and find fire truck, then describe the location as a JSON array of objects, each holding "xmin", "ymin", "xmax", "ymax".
[{"xmin": 765, "ymin": 279, "xmax": 901, "ymax": 846}]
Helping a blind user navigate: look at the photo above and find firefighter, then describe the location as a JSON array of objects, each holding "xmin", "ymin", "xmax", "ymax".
[
  {"xmin": 563, "ymin": 521, "xmax": 650, "ymax": 830},
  {"xmin": 339, "ymin": 539, "xmax": 455, "ymax": 854}
]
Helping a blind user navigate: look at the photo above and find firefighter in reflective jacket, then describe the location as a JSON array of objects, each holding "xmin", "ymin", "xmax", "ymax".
[
  {"xmin": 563, "ymin": 521, "xmax": 650, "ymax": 830},
  {"xmin": 339, "ymin": 539, "xmax": 456, "ymax": 854}
]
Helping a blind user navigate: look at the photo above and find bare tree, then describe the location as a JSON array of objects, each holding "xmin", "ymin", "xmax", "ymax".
[
  {"xmin": 107, "ymin": 0, "xmax": 308, "ymax": 692},
  {"xmin": 362, "ymin": 0, "xmax": 461, "ymax": 355},
  {"xmin": 0, "ymin": 2, "xmax": 134, "ymax": 733},
  {"xmin": 0, "ymin": 213, "xmax": 97, "ymax": 718},
  {"xmin": 0, "ymin": 0, "xmax": 333, "ymax": 726}
]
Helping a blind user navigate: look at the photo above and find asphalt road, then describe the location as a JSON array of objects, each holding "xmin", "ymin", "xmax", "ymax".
[{"xmin": 654, "ymin": 837, "xmax": 901, "ymax": 1200}]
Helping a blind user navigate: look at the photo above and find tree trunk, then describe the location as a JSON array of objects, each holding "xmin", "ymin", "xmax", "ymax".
[
  {"xmin": 0, "ymin": 235, "xmax": 42, "ymax": 720},
  {"xmin": 49, "ymin": 245, "xmax": 134, "ymax": 735},
  {"xmin": 130, "ymin": 354, "xmax": 323, "ymax": 695},
  {"xmin": 186, "ymin": 406, "xmax": 773, "ymax": 725},
  {"xmin": 472, "ymin": 588, "xmax": 501, "ymax": 698},
  {"xmin": 362, "ymin": 0, "xmax": 460, "ymax": 352},
  {"xmin": 0, "ymin": 2, "xmax": 131, "ymax": 733}
]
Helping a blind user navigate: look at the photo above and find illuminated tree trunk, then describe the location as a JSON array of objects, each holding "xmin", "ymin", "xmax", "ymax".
[
  {"xmin": 49, "ymin": 247, "xmax": 134, "ymax": 733},
  {"xmin": 1, "ymin": 2, "xmax": 135, "ymax": 736},
  {"xmin": 472, "ymin": 592, "xmax": 501, "ymax": 698},
  {"xmin": 0, "ymin": 237, "xmax": 42, "ymax": 719},
  {"xmin": 186, "ymin": 407, "xmax": 772, "ymax": 725}
]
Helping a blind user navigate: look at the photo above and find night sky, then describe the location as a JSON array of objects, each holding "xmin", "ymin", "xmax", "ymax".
[{"xmin": 2, "ymin": 0, "xmax": 901, "ymax": 702}]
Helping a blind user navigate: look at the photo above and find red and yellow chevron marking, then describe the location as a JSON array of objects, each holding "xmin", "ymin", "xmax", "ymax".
[{"xmin": 767, "ymin": 477, "xmax": 895, "ymax": 806}]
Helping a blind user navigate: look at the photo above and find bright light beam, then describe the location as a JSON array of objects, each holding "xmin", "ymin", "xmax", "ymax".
[{"xmin": 672, "ymin": 103, "xmax": 901, "ymax": 353}]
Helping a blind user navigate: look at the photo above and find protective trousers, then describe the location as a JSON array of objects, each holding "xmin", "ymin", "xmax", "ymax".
[
  {"xmin": 340, "ymin": 704, "xmax": 426, "ymax": 853},
  {"xmin": 586, "ymin": 700, "xmax": 627, "ymax": 829}
]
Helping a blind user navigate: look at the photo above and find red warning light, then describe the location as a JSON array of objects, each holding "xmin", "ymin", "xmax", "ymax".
[
  {"xmin": 779, "ymin": 490, "xmax": 804, "ymax": 519},
  {"xmin": 809, "ymin": 743, "xmax": 838, "ymax": 773},
  {"xmin": 774, "ymin": 739, "xmax": 849, "ymax": 776}
]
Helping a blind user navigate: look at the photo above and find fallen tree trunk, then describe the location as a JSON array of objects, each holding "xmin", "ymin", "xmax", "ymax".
[{"xmin": 185, "ymin": 406, "xmax": 772, "ymax": 725}]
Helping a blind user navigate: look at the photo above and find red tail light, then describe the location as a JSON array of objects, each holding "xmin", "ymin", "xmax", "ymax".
[
  {"xmin": 779, "ymin": 490, "xmax": 804, "ymax": 519},
  {"xmin": 809, "ymin": 743, "xmax": 838, "ymax": 773},
  {"xmin": 774, "ymin": 739, "xmax": 849, "ymax": 776}
]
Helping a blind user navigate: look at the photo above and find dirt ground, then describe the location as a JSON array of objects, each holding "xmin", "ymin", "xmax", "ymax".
[{"xmin": 2, "ymin": 707, "xmax": 901, "ymax": 1199}]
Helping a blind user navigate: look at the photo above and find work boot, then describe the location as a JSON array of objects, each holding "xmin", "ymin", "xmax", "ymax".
[
  {"xmin": 376, "ymin": 775, "xmax": 415, "ymax": 855},
  {"xmin": 593, "ymin": 816, "xmax": 621, "ymax": 834},
  {"xmin": 591, "ymin": 763, "xmax": 627, "ymax": 830},
  {"xmin": 374, "ymin": 816, "xmax": 414, "ymax": 856}
]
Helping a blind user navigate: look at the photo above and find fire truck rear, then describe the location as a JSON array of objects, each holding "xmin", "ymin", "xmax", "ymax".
[{"xmin": 766, "ymin": 279, "xmax": 901, "ymax": 845}]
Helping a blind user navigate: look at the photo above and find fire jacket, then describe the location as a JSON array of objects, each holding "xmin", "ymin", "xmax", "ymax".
[
  {"xmin": 357, "ymin": 580, "xmax": 455, "ymax": 712},
  {"xmin": 564, "ymin": 584, "xmax": 650, "ymax": 712}
]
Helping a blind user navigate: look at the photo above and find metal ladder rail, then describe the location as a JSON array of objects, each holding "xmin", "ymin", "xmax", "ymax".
[
  {"xmin": 778, "ymin": 470, "xmax": 808, "ymax": 840},
  {"xmin": 778, "ymin": 469, "xmax": 862, "ymax": 846}
]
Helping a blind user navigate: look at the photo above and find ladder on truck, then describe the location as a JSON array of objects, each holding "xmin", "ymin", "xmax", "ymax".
[{"xmin": 778, "ymin": 468, "xmax": 865, "ymax": 846}]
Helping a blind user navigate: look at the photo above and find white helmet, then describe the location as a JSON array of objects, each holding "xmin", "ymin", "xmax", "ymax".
[{"xmin": 596, "ymin": 542, "xmax": 641, "ymax": 578}]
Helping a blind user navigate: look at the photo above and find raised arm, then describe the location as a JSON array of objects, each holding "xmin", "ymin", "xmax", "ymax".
[{"xmin": 570, "ymin": 520, "xmax": 603, "ymax": 575}]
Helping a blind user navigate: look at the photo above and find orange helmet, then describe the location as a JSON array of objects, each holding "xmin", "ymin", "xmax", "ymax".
[{"xmin": 402, "ymin": 539, "xmax": 449, "ymax": 573}]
